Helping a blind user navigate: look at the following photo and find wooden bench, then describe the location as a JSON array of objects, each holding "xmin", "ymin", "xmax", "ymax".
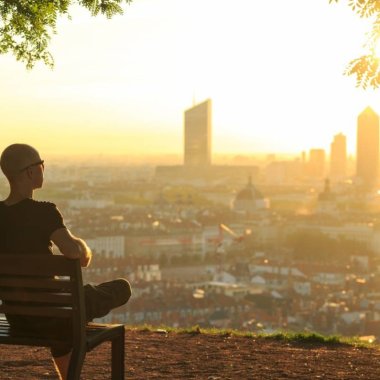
[{"xmin": 0, "ymin": 254, "xmax": 125, "ymax": 380}]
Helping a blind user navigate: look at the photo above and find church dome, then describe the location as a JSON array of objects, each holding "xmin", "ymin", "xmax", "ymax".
[
  {"xmin": 236, "ymin": 182, "xmax": 264, "ymax": 201},
  {"xmin": 232, "ymin": 177, "xmax": 269, "ymax": 213}
]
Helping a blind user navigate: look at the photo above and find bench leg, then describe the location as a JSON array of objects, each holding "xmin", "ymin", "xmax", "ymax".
[
  {"xmin": 111, "ymin": 331, "xmax": 125, "ymax": 380},
  {"xmin": 67, "ymin": 349, "xmax": 86, "ymax": 380}
]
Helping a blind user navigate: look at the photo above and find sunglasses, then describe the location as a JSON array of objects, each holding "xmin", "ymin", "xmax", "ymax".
[{"xmin": 20, "ymin": 160, "xmax": 45, "ymax": 172}]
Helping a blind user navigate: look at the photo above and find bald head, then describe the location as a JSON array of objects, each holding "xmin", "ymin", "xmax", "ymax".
[{"xmin": 0, "ymin": 144, "xmax": 42, "ymax": 181}]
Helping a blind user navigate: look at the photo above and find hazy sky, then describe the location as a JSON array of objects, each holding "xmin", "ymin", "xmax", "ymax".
[{"xmin": 1, "ymin": 0, "xmax": 379, "ymax": 157}]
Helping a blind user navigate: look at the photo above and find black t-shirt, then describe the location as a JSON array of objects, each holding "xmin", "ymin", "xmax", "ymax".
[
  {"xmin": 0, "ymin": 199, "xmax": 67, "ymax": 333},
  {"xmin": 0, "ymin": 198, "xmax": 66, "ymax": 255}
]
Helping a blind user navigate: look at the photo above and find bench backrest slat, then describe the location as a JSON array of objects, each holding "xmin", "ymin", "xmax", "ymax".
[
  {"xmin": 0, "ymin": 255, "xmax": 76, "ymax": 277},
  {"xmin": 0, "ymin": 277, "xmax": 72, "ymax": 290},
  {"xmin": 0, "ymin": 290, "xmax": 72, "ymax": 305},
  {"xmin": 0, "ymin": 304, "xmax": 73, "ymax": 318}
]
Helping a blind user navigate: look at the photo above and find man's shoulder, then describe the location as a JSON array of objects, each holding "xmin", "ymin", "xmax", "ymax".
[
  {"xmin": 29, "ymin": 199, "xmax": 57, "ymax": 208},
  {"xmin": 28, "ymin": 199, "xmax": 59, "ymax": 214},
  {"xmin": 0, "ymin": 199, "xmax": 57, "ymax": 211},
  {"xmin": 29, "ymin": 200, "xmax": 65, "ymax": 227}
]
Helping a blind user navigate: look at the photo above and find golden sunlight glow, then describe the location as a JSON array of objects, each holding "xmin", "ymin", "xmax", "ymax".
[{"xmin": 0, "ymin": 0, "xmax": 378, "ymax": 157}]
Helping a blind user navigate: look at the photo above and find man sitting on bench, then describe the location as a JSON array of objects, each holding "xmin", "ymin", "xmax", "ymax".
[{"xmin": 0, "ymin": 143, "xmax": 132, "ymax": 380}]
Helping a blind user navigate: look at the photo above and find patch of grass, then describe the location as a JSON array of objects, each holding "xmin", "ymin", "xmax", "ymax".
[
  {"xmin": 129, "ymin": 324, "xmax": 254, "ymax": 337},
  {"xmin": 126, "ymin": 325, "xmax": 376, "ymax": 348},
  {"xmin": 260, "ymin": 332, "xmax": 373, "ymax": 347},
  {"xmin": 259, "ymin": 331, "xmax": 341, "ymax": 344},
  {"xmin": 257, "ymin": 331, "xmax": 375, "ymax": 348}
]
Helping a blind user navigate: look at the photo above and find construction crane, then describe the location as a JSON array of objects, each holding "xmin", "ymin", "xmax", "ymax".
[
  {"xmin": 218, "ymin": 223, "xmax": 246, "ymax": 243},
  {"xmin": 214, "ymin": 223, "xmax": 252, "ymax": 277}
]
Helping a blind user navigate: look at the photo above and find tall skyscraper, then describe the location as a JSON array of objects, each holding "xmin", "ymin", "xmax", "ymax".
[
  {"xmin": 356, "ymin": 107, "xmax": 379, "ymax": 189},
  {"xmin": 184, "ymin": 99, "xmax": 212, "ymax": 166},
  {"xmin": 330, "ymin": 133, "xmax": 347, "ymax": 180}
]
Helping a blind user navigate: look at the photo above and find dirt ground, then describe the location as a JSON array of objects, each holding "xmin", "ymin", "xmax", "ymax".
[{"xmin": 1, "ymin": 329, "xmax": 380, "ymax": 379}]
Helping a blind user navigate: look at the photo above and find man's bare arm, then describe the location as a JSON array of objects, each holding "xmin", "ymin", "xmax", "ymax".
[{"xmin": 50, "ymin": 228, "xmax": 92, "ymax": 267}]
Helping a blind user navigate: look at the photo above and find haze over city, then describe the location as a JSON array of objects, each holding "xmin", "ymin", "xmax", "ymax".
[
  {"xmin": 1, "ymin": 0, "xmax": 380, "ymax": 158},
  {"xmin": 5, "ymin": 2, "xmax": 380, "ymax": 377}
]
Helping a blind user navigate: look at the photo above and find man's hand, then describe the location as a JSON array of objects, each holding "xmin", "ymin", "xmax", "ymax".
[
  {"xmin": 50, "ymin": 228, "xmax": 92, "ymax": 267},
  {"xmin": 75, "ymin": 239, "xmax": 92, "ymax": 267}
]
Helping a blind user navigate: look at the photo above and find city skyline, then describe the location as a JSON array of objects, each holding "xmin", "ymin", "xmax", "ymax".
[{"xmin": 1, "ymin": 0, "xmax": 380, "ymax": 157}]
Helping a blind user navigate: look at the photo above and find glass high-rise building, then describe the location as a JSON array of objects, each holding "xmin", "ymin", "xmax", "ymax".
[
  {"xmin": 356, "ymin": 107, "xmax": 379, "ymax": 189},
  {"xmin": 184, "ymin": 99, "xmax": 212, "ymax": 166}
]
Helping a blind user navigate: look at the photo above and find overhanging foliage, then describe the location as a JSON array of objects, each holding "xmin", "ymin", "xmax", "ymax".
[
  {"xmin": 330, "ymin": 0, "xmax": 380, "ymax": 88},
  {"xmin": 0, "ymin": 0, "xmax": 132, "ymax": 68}
]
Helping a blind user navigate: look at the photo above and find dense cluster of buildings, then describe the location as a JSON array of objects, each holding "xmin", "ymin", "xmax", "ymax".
[
  {"xmin": 63, "ymin": 175, "xmax": 380, "ymax": 339},
  {"xmin": 79, "ymin": 103, "xmax": 380, "ymax": 340}
]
